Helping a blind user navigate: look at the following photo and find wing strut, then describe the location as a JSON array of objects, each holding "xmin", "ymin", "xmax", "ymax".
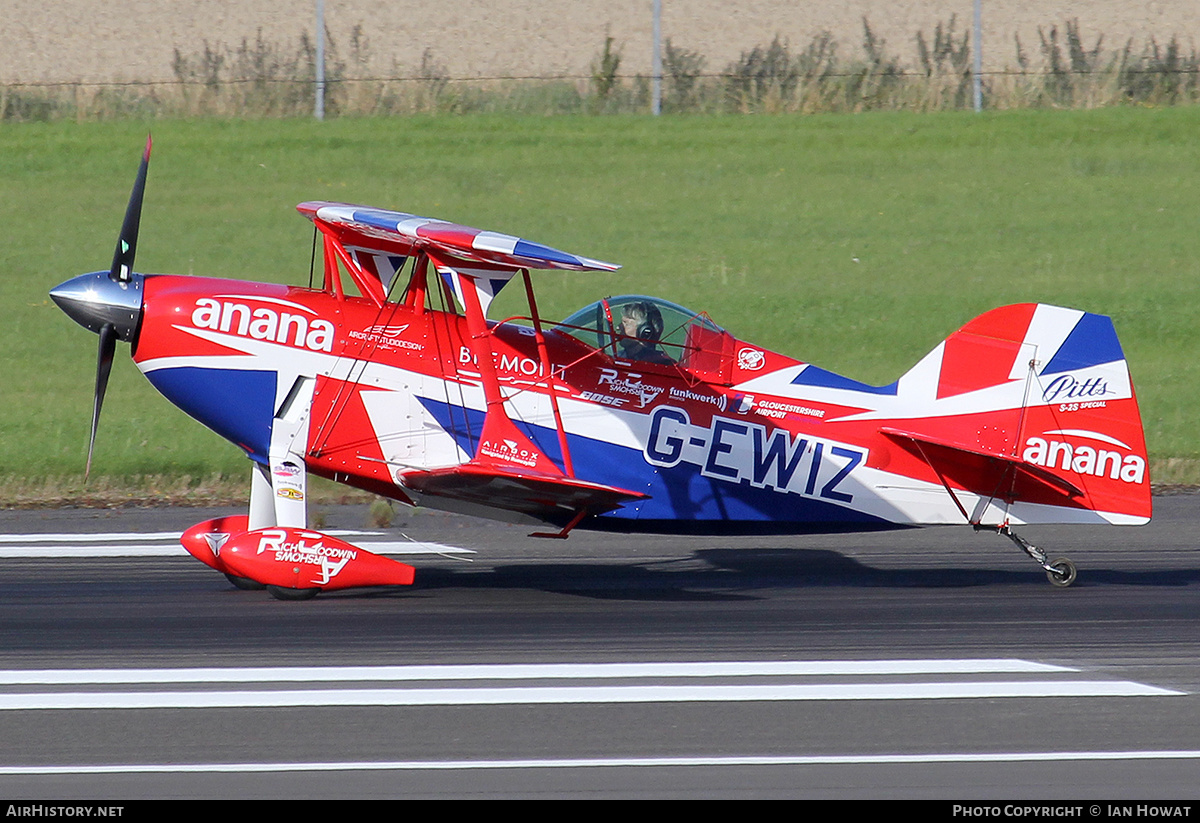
[
  {"xmin": 430, "ymin": 250, "xmax": 561, "ymax": 476},
  {"xmin": 396, "ymin": 250, "xmax": 646, "ymax": 526},
  {"xmin": 521, "ymin": 269, "xmax": 574, "ymax": 478}
]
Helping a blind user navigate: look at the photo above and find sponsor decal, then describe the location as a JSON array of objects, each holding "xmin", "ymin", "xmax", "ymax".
[
  {"xmin": 480, "ymin": 438, "xmax": 540, "ymax": 468},
  {"xmin": 579, "ymin": 391, "xmax": 628, "ymax": 408},
  {"xmin": 1022, "ymin": 431, "xmax": 1145, "ymax": 484},
  {"xmin": 737, "ymin": 347, "xmax": 766, "ymax": 371},
  {"xmin": 597, "ymin": 368, "xmax": 664, "ymax": 409},
  {"xmin": 752, "ymin": 399, "xmax": 826, "ymax": 420},
  {"xmin": 190, "ymin": 297, "xmax": 335, "ymax": 353},
  {"xmin": 458, "ymin": 346, "xmax": 563, "ymax": 378},
  {"xmin": 668, "ymin": 386, "xmax": 728, "ymax": 413},
  {"xmin": 255, "ymin": 529, "xmax": 356, "ymax": 584},
  {"xmin": 273, "ymin": 461, "xmax": 302, "ymax": 478},
  {"xmin": 273, "ymin": 460, "xmax": 305, "ymax": 500},
  {"xmin": 1041, "ymin": 374, "xmax": 1113, "ymax": 403},
  {"xmin": 726, "ymin": 393, "xmax": 825, "ymax": 420},
  {"xmin": 349, "ymin": 323, "xmax": 424, "ymax": 351},
  {"xmin": 202, "ymin": 532, "xmax": 231, "ymax": 558},
  {"xmin": 645, "ymin": 406, "xmax": 864, "ymax": 503},
  {"xmin": 367, "ymin": 324, "xmax": 408, "ymax": 337}
]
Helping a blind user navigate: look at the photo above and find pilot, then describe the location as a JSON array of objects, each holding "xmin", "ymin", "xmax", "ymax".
[{"xmin": 618, "ymin": 301, "xmax": 674, "ymax": 365}]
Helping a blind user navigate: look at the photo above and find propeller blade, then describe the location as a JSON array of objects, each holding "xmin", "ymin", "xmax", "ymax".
[
  {"xmin": 86, "ymin": 323, "xmax": 117, "ymax": 480},
  {"xmin": 109, "ymin": 134, "xmax": 152, "ymax": 283}
]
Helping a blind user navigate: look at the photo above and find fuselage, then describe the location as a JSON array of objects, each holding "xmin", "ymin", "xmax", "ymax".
[{"xmin": 128, "ymin": 274, "xmax": 1151, "ymax": 533}]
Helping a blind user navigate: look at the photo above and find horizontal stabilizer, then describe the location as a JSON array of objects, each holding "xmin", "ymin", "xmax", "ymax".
[
  {"xmin": 881, "ymin": 426, "xmax": 1084, "ymax": 500},
  {"xmin": 400, "ymin": 463, "xmax": 648, "ymax": 520}
]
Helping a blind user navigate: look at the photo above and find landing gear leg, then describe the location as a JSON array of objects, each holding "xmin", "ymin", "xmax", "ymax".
[{"xmin": 989, "ymin": 524, "xmax": 1078, "ymax": 588}]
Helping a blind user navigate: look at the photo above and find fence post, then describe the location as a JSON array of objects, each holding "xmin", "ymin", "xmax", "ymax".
[
  {"xmin": 973, "ymin": 0, "xmax": 983, "ymax": 111},
  {"xmin": 652, "ymin": 0, "xmax": 662, "ymax": 115},
  {"xmin": 315, "ymin": 0, "xmax": 326, "ymax": 120}
]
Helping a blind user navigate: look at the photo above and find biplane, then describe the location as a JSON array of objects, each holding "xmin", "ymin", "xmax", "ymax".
[{"xmin": 50, "ymin": 142, "xmax": 1151, "ymax": 599}]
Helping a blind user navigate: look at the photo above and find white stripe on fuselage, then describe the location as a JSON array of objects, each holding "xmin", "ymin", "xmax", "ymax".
[{"xmin": 730, "ymin": 360, "xmax": 1132, "ymax": 424}]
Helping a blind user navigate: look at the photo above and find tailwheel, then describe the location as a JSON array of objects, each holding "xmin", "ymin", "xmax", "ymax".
[
  {"xmin": 267, "ymin": 585, "xmax": 320, "ymax": 601},
  {"xmin": 990, "ymin": 524, "xmax": 1079, "ymax": 589},
  {"xmin": 1046, "ymin": 557, "xmax": 1077, "ymax": 588}
]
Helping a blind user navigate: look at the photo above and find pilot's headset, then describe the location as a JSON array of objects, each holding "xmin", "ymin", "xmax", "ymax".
[{"xmin": 632, "ymin": 302, "xmax": 664, "ymax": 342}]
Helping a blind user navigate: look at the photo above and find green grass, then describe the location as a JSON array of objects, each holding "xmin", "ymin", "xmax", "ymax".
[{"xmin": 2, "ymin": 109, "xmax": 1199, "ymax": 494}]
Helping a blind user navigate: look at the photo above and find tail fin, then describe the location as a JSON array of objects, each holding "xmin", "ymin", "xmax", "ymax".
[{"xmin": 884, "ymin": 303, "xmax": 1150, "ymax": 525}]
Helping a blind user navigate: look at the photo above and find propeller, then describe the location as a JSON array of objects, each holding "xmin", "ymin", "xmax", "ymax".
[
  {"xmin": 110, "ymin": 135, "xmax": 151, "ymax": 284},
  {"xmin": 49, "ymin": 136, "xmax": 152, "ymax": 479},
  {"xmin": 87, "ymin": 323, "xmax": 117, "ymax": 478}
]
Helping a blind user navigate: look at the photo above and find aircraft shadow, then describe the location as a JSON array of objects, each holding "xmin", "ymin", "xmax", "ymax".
[
  {"xmin": 694, "ymin": 548, "xmax": 1200, "ymax": 589},
  {"xmin": 340, "ymin": 547, "xmax": 1200, "ymax": 601}
]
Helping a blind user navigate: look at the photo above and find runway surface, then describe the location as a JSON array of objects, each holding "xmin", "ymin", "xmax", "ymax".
[{"xmin": 1, "ymin": 496, "xmax": 1198, "ymax": 799}]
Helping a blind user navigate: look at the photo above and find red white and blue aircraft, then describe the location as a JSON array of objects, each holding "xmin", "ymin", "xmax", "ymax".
[{"xmin": 50, "ymin": 142, "xmax": 1151, "ymax": 598}]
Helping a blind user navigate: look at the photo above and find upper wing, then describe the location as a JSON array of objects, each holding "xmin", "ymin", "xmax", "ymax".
[{"xmin": 297, "ymin": 201, "xmax": 620, "ymax": 273}]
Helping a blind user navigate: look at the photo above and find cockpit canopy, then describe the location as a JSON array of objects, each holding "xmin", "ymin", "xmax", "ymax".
[{"xmin": 555, "ymin": 295, "xmax": 734, "ymax": 381}]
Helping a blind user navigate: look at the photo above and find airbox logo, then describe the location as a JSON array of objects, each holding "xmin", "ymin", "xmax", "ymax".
[
  {"xmin": 480, "ymin": 439, "xmax": 539, "ymax": 468},
  {"xmin": 191, "ymin": 297, "xmax": 334, "ymax": 353},
  {"xmin": 1022, "ymin": 430, "xmax": 1145, "ymax": 484}
]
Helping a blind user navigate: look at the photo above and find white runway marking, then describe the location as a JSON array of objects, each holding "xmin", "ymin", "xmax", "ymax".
[
  {"xmin": 0, "ymin": 680, "xmax": 1182, "ymax": 711},
  {"xmin": 2, "ymin": 545, "xmax": 184, "ymax": 557},
  {"xmin": 0, "ymin": 532, "xmax": 191, "ymax": 542},
  {"xmin": 0, "ymin": 659, "xmax": 1073, "ymax": 685},
  {"xmin": 0, "ymin": 659, "xmax": 1183, "ymax": 710},
  {"xmin": 4, "ymin": 750, "xmax": 1200, "ymax": 776}
]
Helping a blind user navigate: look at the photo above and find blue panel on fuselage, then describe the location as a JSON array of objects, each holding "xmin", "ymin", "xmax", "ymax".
[
  {"xmin": 145, "ymin": 367, "xmax": 276, "ymax": 460},
  {"xmin": 416, "ymin": 398, "xmax": 889, "ymax": 532},
  {"xmin": 790, "ymin": 365, "xmax": 899, "ymax": 395}
]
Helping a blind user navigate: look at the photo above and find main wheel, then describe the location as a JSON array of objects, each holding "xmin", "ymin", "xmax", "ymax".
[
  {"xmin": 1046, "ymin": 557, "xmax": 1077, "ymax": 588},
  {"xmin": 267, "ymin": 585, "xmax": 320, "ymax": 601},
  {"xmin": 224, "ymin": 573, "xmax": 266, "ymax": 591}
]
